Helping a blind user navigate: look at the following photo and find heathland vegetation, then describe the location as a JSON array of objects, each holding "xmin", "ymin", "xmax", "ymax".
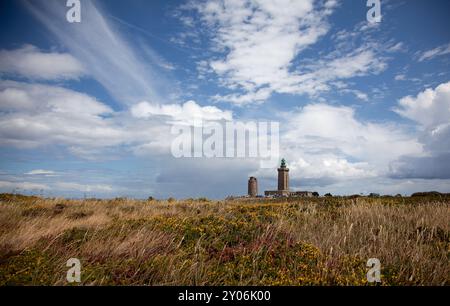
[{"xmin": 0, "ymin": 194, "xmax": 448, "ymax": 285}]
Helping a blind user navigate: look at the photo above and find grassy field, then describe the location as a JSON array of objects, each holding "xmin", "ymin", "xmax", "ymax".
[{"xmin": 0, "ymin": 193, "xmax": 448, "ymax": 286}]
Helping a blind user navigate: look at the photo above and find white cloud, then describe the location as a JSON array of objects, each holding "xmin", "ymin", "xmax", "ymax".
[
  {"xmin": 3, "ymin": 0, "xmax": 445, "ymax": 197},
  {"xmin": 25, "ymin": 169, "xmax": 56, "ymax": 175},
  {"xmin": 0, "ymin": 45, "xmax": 85, "ymax": 80},
  {"xmin": 0, "ymin": 88, "xmax": 34, "ymax": 111},
  {"xmin": 386, "ymin": 42, "xmax": 404, "ymax": 53},
  {"xmin": 352, "ymin": 91, "xmax": 369, "ymax": 101},
  {"xmin": 287, "ymin": 104, "xmax": 421, "ymax": 164},
  {"xmin": 181, "ymin": 0, "xmax": 389, "ymax": 105},
  {"xmin": 131, "ymin": 100, "xmax": 232, "ymax": 122},
  {"xmin": 286, "ymin": 156, "xmax": 374, "ymax": 182},
  {"xmin": 178, "ymin": 0, "xmax": 329, "ymax": 104},
  {"xmin": 23, "ymin": 0, "xmax": 168, "ymax": 104},
  {"xmin": 417, "ymin": 43, "xmax": 450, "ymax": 62},
  {"xmin": 129, "ymin": 100, "xmax": 233, "ymax": 156},
  {"xmin": 0, "ymin": 80, "xmax": 112, "ymax": 115},
  {"xmin": 0, "ymin": 181, "xmax": 49, "ymax": 191},
  {"xmin": 341, "ymin": 89, "xmax": 369, "ymax": 101},
  {"xmin": 0, "ymin": 81, "xmax": 127, "ymax": 149},
  {"xmin": 253, "ymin": 103, "xmax": 423, "ymax": 184},
  {"xmin": 395, "ymin": 74, "xmax": 406, "ymax": 81},
  {"xmin": 0, "ymin": 80, "xmax": 233, "ymax": 159},
  {"xmin": 54, "ymin": 182, "xmax": 113, "ymax": 193},
  {"xmin": 270, "ymin": 46, "xmax": 386, "ymax": 99},
  {"xmin": 202, "ymin": 0, "xmax": 323, "ymax": 91},
  {"xmin": 212, "ymin": 87, "xmax": 273, "ymax": 105},
  {"xmin": 390, "ymin": 81, "xmax": 450, "ymax": 179},
  {"xmin": 394, "ymin": 81, "xmax": 450, "ymax": 128}
]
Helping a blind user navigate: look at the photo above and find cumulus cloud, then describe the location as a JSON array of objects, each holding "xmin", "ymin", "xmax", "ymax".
[
  {"xmin": 129, "ymin": 100, "xmax": 233, "ymax": 156},
  {"xmin": 391, "ymin": 81, "xmax": 450, "ymax": 179},
  {"xmin": 1, "ymin": 79, "xmax": 427, "ymax": 194},
  {"xmin": 394, "ymin": 81, "xmax": 450, "ymax": 128},
  {"xmin": 253, "ymin": 103, "xmax": 422, "ymax": 187},
  {"xmin": 0, "ymin": 80, "xmax": 234, "ymax": 160},
  {"xmin": 0, "ymin": 81, "xmax": 126, "ymax": 149},
  {"xmin": 286, "ymin": 104, "xmax": 421, "ymax": 167},
  {"xmin": 1, "ymin": 0, "xmax": 446, "ymax": 198},
  {"xmin": 131, "ymin": 100, "xmax": 232, "ymax": 122},
  {"xmin": 0, "ymin": 45, "xmax": 85, "ymax": 80}
]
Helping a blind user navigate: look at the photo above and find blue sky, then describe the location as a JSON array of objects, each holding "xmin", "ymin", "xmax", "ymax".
[{"xmin": 0, "ymin": 0, "xmax": 450, "ymax": 199}]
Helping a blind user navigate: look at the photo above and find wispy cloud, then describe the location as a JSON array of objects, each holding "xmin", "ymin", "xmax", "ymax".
[
  {"xmin": 25, "ymin": 169, "xmax": 57, "ymax": 176},
  {"xmin": 22, "ymin": 0, "xmax": 169, "ymax": 105},
  {"xmin": 0, "ymin": 180, "xmax": 49, "ymax": 190},
  {"xmin": 417, "ymin": 43, "xmax": 450, "ymax": 62},
  {"xmin": 55, "ymin": 182, "xmax": 113, "ymax": 192}
]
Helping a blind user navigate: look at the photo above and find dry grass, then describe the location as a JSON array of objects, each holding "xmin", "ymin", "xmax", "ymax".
[{"xmin": 0, "ymin": 194, "xmax": 448, "ymax": 285}]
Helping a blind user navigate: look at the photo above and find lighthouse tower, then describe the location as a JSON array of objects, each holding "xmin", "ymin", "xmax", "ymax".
[
  {"xmin": 264, "ymin": 159, "xmax": 292, "ymax": 197},
  {"xmin": 264, "ymin": 158, "xmax": 316, "ymax": 198},
  {"xmin": 277, "ymin": 158, "xmax": 289, "ymax": 192}
]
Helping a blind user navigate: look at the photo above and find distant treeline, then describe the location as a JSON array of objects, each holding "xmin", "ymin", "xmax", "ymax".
[{"xmin": 410, "ymin": 191, "xmax": 450, "ymax": 197}]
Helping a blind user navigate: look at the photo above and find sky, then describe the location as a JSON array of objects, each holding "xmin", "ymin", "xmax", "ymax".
[{"xmin": 0, "ymin": 0, "xmax": 450, "ymax": 199}]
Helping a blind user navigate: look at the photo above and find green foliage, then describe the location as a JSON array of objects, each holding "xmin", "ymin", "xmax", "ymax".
[
  {"xmin": 0, "ymin": 250, "xmax": 58, "ymax": 285},
  {"xmin": 61, "ymin": 227, "xmax": 91, "ymax": 247}
]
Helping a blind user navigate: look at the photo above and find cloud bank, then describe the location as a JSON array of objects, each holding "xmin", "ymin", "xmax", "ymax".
[{"xmin": 0, "ymin": 45, "xmax": 85, "ymax": 80}]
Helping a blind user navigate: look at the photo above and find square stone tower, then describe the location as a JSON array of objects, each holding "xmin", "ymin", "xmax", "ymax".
[{"xmin": 277, "ymin": 158, "xmax": 289, "ymax": 191}]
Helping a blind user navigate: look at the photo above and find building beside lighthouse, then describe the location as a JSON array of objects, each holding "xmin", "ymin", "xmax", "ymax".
[{"xmin": 248, "ymin": 177, "xmax": 258, "ymax": 197}]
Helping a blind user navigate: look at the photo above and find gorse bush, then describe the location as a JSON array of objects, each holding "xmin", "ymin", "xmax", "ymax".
[{"xmin": 0, "ymin": 194, "xmax": 448, "ymax": 285}]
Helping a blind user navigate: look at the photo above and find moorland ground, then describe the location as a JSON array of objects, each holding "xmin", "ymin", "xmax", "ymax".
[{"xmin": 0, "ymin": 194, "xmax": 448, "ymax": 285}]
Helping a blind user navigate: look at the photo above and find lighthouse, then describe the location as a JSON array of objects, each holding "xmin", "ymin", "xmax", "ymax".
[
  {"xmin": 277, "ymin": 158, "xmax": 289, "ymax": 192},
  {"xmin": 262, "ymin": 158, "xmax": 317, "ymax": 198},
  {"xmin": 264, "ymin": 159, "xmax": 291, "ymax": 197}
]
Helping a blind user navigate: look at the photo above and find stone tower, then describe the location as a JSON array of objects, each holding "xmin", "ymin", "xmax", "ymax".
[
  {"xmin": 277, "ymin": 158, "xmax": 289, "ymax": 191},
  {"xmin": 248, "ymin": 177, "xmax": 258, "ymax": 197}
]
